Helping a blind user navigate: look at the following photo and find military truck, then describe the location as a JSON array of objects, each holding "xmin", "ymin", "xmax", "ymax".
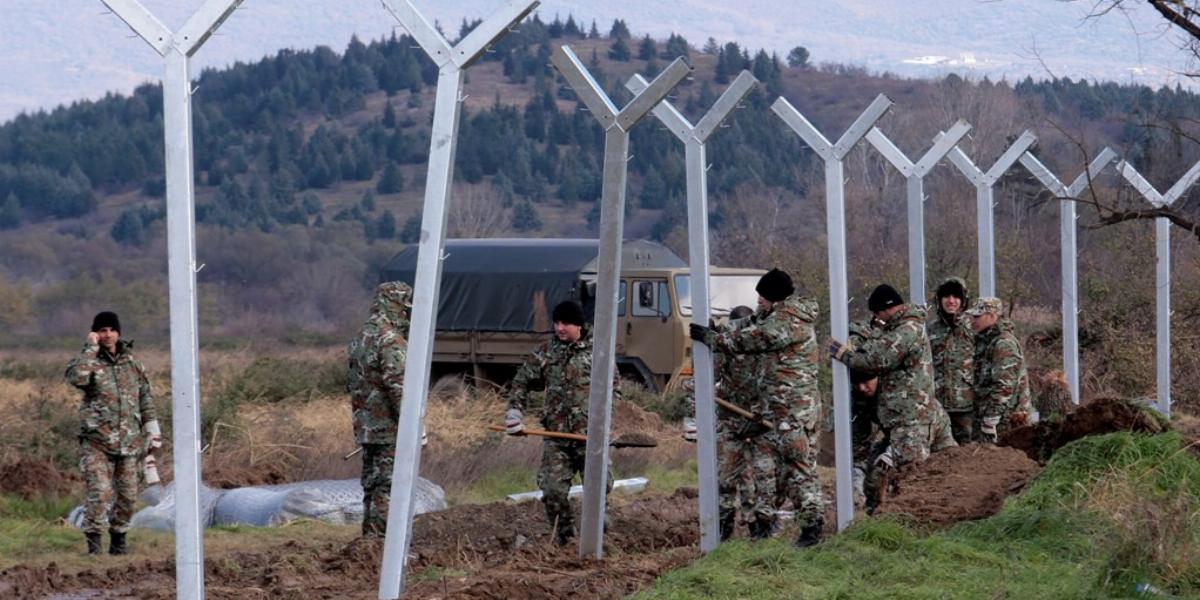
[{"xmin": 382, "ymin": 238, "xmax": 764, "ymax": 391}]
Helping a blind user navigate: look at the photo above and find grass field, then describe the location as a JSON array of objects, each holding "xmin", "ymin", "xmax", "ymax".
[{"xmin": 637, "ymin": 431, "xmax": 1200, "ymax": 599}]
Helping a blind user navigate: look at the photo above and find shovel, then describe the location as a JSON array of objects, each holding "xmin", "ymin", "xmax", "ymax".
[
  {"xmin": 714, "ymin": 398, "xmax": 775, "ymax": 429},
  {"xmin": 487, "ymin": 425, "xmax": 658, "ymax": 448}
]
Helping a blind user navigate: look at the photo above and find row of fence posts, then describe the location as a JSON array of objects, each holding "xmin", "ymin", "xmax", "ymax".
[{"xmin": 98, "ymin": 0, "xmax": 1195, "ymax": 597}]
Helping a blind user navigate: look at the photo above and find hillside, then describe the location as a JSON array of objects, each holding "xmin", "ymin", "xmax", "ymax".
[{"xmin": 1, "ymin": 19, "xmax": 1199, "ymax": 406}]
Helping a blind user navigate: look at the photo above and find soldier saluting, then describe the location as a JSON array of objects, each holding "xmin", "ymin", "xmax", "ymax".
[{"xmin": 65, "ymin": 311, "xmax": 161, "ymax": 556}]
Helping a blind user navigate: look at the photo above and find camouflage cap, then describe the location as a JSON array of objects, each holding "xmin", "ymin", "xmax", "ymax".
[
  {"xmin": 372, "ymin": 281, "xmax": 413, "ymax": 313},
  {"xmin": 964, "ymin": 296, "xmax": 1002, "ymax": 317}
]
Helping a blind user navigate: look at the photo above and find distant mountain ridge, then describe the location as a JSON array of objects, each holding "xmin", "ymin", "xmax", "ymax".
[{"xmin": 1, "ymin": 0, "xmax": 1191, "ymax": 123}]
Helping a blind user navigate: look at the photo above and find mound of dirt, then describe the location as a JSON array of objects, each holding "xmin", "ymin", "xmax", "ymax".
[
  {"xmin": 1001, "ymin": 397, "xmax": 1168, "ymax": 462},
  {"xmin": 1, "ymin": 489, "xmax": 701, "ymax": 600},
  {"xmin": 612, "ymin": 399, "xmax": 665, "ymax": 435},
  {"xmin": 875, "ymin": 444, "xmax": 1040, "ymax": 526},
  {"xmin": 0, "ymin": 458, "xmax": 76, "ymax": 499},
  {"xmin": 203, "ymin": 462, "xmax": 291, "ymax": 489}
]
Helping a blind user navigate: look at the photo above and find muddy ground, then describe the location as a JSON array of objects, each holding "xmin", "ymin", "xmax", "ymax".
[{"xmin": 0, "ymin": 397, "xmax": 1176, "ymax": 599}]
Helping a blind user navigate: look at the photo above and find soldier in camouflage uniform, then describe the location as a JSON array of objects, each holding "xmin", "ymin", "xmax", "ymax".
[
  {"xmin": 505, "ymin": 300, "xmax": 613, "ymax": 546},
  {"xmin": 682, "ymin": 305, "xmax": 776, "ymax": 540},
  {"xmin": 691, "ymin": 269, "xmax": 825, "ymax": 547},
  {"xmin": 347, "ymin": 281, "xmax": 412, "ymax": 538},
  {"xmin": 927, "ymin": 278, "xmax": 976, "ymax": 444},
  {"xmin": 65, "ymin": 311, "xmax": 160, "ymax": 556},
  {"xmin": 965, "ymin": 297, "xmax": 1034, "ymax": 443},
  {"xmin": 829, "ymin": 284, "xmax": 956, "ymax": 513}
]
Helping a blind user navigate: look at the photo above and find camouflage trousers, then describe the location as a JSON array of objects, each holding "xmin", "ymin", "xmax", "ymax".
[
  {"xmin": 762, "ymin": 424, "xmax": 823, "ymax": 529},
  {"xmin": 717, "ymin": 429, "xmax": 775, "ymax": 525},
  {"xmin": 946, "ymin": 410, "xmax": 975, "ymax": 445},
  {"xmin": 360, "ymin": 443, "xmax": 395, "ymax": 538},
  {"xmin": 79, "ymin": 440, "xmax": 140, "ymax": 534},
  {"xmin": 930, "ymin": 407, "xmax": 959, "ymax": 453},
  {"xmin": 537, "ymin": 440, "xmax": 611, "ymax": 540}
]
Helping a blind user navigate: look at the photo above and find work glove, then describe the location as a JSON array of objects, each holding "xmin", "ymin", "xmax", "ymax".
[
  {"xmin": 980, "ymin": 415, "xmax": 1000, "ymax": 443},
  {"xmin": 828, "ymin": 339, "xmax": 850, "ymax": 363},
  {"xmin": 144, "ymin": 420, "xmax": 163, "ymax": 455},
  {"xmin": 143, "ymin": 455, "xmax": 160, "ymax": 485},
  {"xmin": 777, "ymin": 421, "xmax": 793, "ymax": 433},
  {"xmin": 682, "ymin": 418, "xmax": 697, "ymax": 442},
  {"xmin": 505, "ymin": 408, "xmax": 525, "ymax": 435},
  {"xmin": 1008, "ymin": 411, "xmax": 1029, "ymax": 428},
  {"xmin": 689, "ymin": 323, "xmax": 713, "ymax": 346},
  {"xmin": 873, "ymin": 446, "xmax": 894, "ymax": 470}
]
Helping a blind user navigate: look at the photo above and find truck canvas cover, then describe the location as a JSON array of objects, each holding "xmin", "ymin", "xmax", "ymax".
[{"xmin": 382, "ymin": 238, "xmax": 684, "ymax": 333}]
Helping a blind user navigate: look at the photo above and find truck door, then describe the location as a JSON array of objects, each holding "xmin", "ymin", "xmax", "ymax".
[{"xmin": 625, "ymin": 278, "xmax": 675, "ymax": 382}]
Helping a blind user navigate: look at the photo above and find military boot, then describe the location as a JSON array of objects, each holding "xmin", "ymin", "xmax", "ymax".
[
  {"xmin": 719, "ymin": 514, "xmax": 736, "ymax": 541},
  {"xmin": 109, "ymin": 530, "xmax": 128, "ymax": 555},
  {"xmin": 795, "ymin": 516, "xmax": 824, "ymax": 548},
  {"xmin": 86, "ymin": 532, "xmax": 102, "ymax": 555},
  {"xmin": 748, "ymin": 517, "xmax": 775, "ymax": 540}
]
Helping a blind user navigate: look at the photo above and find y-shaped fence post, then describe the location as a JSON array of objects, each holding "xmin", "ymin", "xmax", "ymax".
[
  {"xmin": 626, "ymin": 70, "xmax": 758, "ymax": 552},
  {"xmin": 945, "ymin": 131, "xmax": 1037, "ymax": 297},
  {"xmin": 377, "ymin": 1, "xmax": 538, "ymax": 597},
  {"xmin": 1018, "ymin": 148, "xmax": 1117, "ymax": 405},
  {"xmin": 866, "ymin": 120, "xmax": 972, "ymax": 303},
  {"xmin": 772, "ymin": 94, "xmax": 893, "ymax": 532},
  {"xmin": 100, "ymin": 1, "xmax": 244, "ymax": 598},
  {"xmin": 1116, "ymin": 159, "xmax": 1200, "ymax": 417},
  {"xmin": 552, "ymin": 47, "xmax": 691, "ymax": 559}
]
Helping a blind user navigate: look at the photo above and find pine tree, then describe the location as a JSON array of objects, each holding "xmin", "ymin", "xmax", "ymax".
[
  {"xmin": 377, "ymin": 162, "xmax": 405, "ymax": 194},
  {"xmin": 375, "ymin": 210, "xmax": 397, "ymax": 239},
  {"xmin": 361, "ymin": 189, "xmax": 377, "ymax": 212},
  {"xmin": 111, "ymin": 209, "xmax": 146, "ymax": 246},
  {"xmin": 787, "ymin": 46, "xmax": 810, "ymax": 68},
  {"xmin": 588, "ymin": 20, "xmax": 600, "ymax": 39},
  {"xmin": 608, "ymin": 37, "xmax": 631, "ymax": 62},
  {"xmin": 608, "ymin": 19, "xmax": 630, "ymax": 39},
  {"xmin": 512, "ymin": 200, "xmax": 542, "ymax": 231},
  {"xmin": 383, "ymin": 100, "xmax": 397, "ymax": 128},
  {"xmin": 0, "ymin": 192, "xmax": 20, "ymax": 229},
  {"xmin": 638, "ymin": 35, "xmax": 656, "ymax": 61}
]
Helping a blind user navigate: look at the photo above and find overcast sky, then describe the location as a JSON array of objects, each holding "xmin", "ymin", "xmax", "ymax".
[{"xmin": 0, "ymin": 0, "xmax": 1193, "ymax": 123}]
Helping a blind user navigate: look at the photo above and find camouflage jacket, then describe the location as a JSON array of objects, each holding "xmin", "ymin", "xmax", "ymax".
[
  {"xmin": 65, "ymin": 340, "xmax": 156, "ymax": 456},
  {"xmin": 927, "ymin": 279, "xmax": 975, "ymax": 413},
  {"xmin": 972, "ymin": 318, "xmax": 1033, "ymax": 420},
  {"xmin": 507, "ymin": 329, "xmax": 598, "ymax": 436},
  {"xmin": 844, "ymin": 304, "xmax": 937, "ymax": 430},
  {"xmin": 347, "ymin": 283, "xmax": 411, "ymax": 445},
  {"xmin": 685, "ymin": 315, "xmax": 763, "ymax": 434},
  {"xmin": 709, "ymin": 294, "xmax": 821, "ymax": 426}
]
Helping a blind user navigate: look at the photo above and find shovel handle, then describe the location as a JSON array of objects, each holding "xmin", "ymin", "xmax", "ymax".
[
  {"xmin": 714, "ymin": 398, "xmax": 774, "ymax": 429},
  {"xmin": 488, "ymin": 424, "xmax": 587, "ymax": 442}
]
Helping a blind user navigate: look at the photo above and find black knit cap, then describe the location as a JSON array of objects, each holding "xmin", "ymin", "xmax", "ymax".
[
  {"xmin": 936, "ymin": 279, "xmax": 965, "ymax": 300},
  {"xmin": 755, "ymin": 268, "xmax": 794, "ymax": 303},
  {"xmin": 867, "ymin": 284, "xmax": 904, "ymax": 313},
  {"xmin": 552, "ymin": 300, "xmax": 586, "ymax": 327},
  {"xmin": 91, "ymin": 311, "xmax": 121, "ymax": 333}
]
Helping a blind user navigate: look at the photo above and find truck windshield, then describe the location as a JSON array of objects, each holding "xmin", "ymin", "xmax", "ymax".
[{"xmin": 674, "ymin": 274, "xmax": 762, "ymax": 317}]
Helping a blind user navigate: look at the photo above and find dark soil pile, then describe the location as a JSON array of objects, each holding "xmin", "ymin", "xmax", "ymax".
[
  {"xmin": 0, "ymin": 489, "xmax": 700, "ymax": 600},
  {"xmin": 0, "ymin": 458, "xmax": 76, "ymax": 499},
  {"xmin": 874, "ymin": 444, "xmax": 1040, "ymax": 526},
  {"xmin": 1001, "ymin": 397, "xmax": 1168, "ymax": 462}
]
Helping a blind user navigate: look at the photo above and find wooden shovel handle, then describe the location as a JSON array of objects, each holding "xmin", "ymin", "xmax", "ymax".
[
  {"xmin": 488, "ymin": 424, "xmax": 587, "ymax": 442},
  {"xmin": 714, "ymin": 398, "xmax": 774, "ymax": 429}
]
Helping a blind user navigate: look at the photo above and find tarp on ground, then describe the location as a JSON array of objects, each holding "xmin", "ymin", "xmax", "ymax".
[{"xmin": 381, "ymin": 238, "xmax": 684, "ymax": 333}]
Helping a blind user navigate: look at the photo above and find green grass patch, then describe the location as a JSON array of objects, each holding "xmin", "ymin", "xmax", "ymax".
[
  {"xmin": 0, "ymin": 494, "xmax": 87, "ymax": 567},
  {"xmin": 630, "ymin": 460, "xmax": 699, "ymax": 494},
  {"xmin": 638, "ymin": 432, "xmax": 1200, "ymax": 599},
  {"xmin": 448, "ymin": 465, "xmax": 538, "ymax": 505}
]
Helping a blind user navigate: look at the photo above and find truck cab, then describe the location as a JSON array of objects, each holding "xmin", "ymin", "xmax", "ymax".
[{"xmin": 382, "ymin": 238, "xmax": 764, "ymax": 391}]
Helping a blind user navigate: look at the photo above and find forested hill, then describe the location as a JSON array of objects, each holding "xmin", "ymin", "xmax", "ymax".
[
  {"xmin": 2, "ymin": 14, "xmax": 1200, "ymax": 343},
  {"xmin": 3, "ymin": 14, "xmax": 1197, "ymax": 240}
]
